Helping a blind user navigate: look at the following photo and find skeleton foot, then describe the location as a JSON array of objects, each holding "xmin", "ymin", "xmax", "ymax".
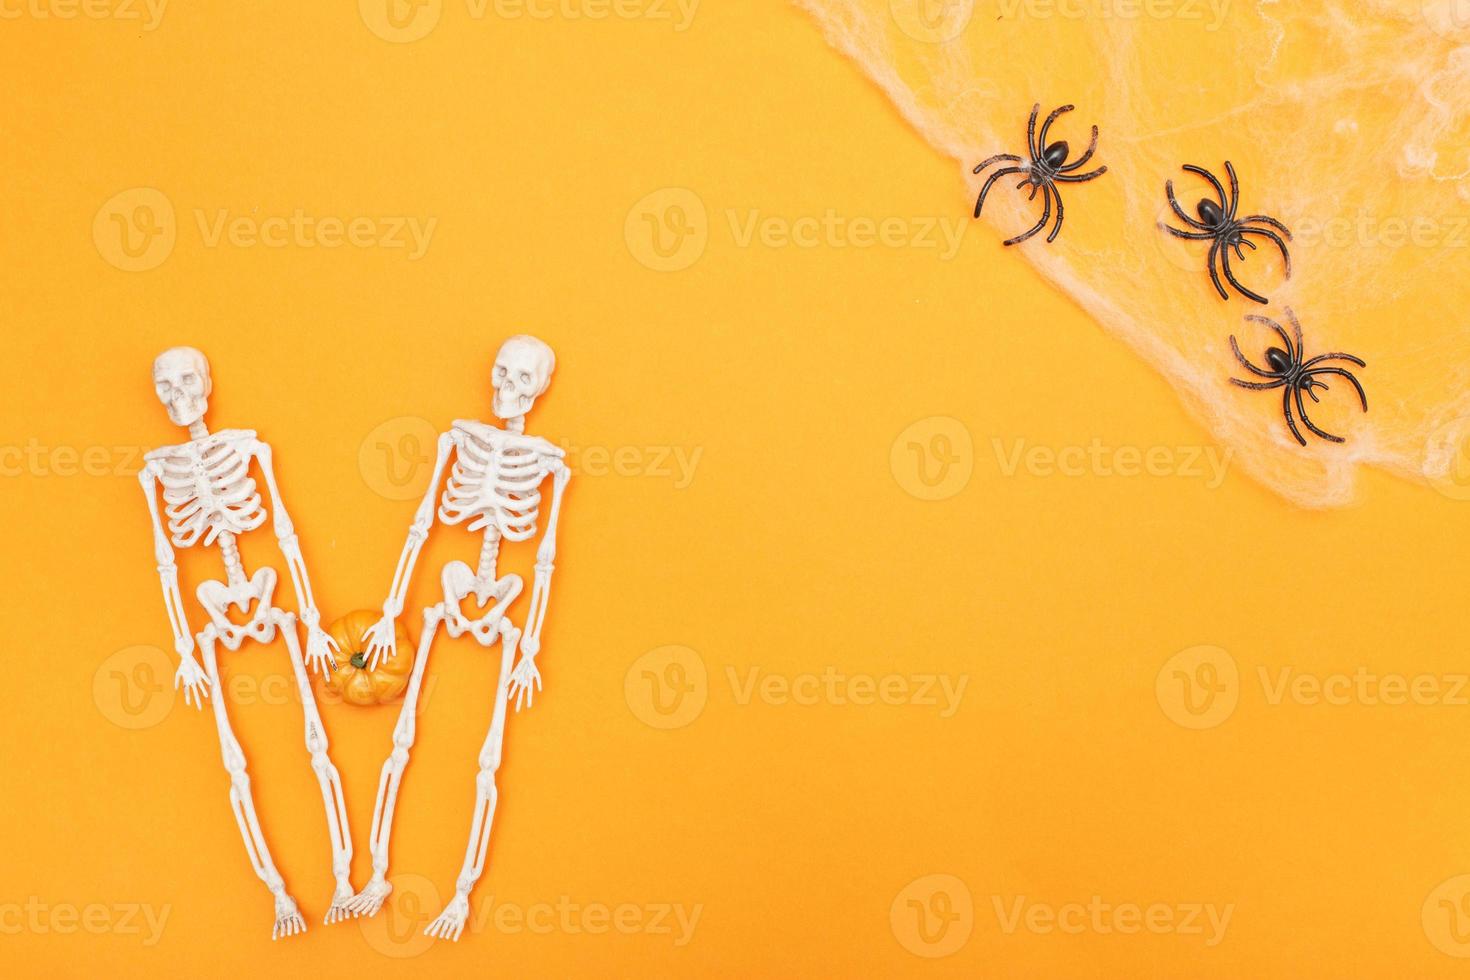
[
  {"xmin": 344, "ymin": 877, "xmax": 392, "ymax": 918},
  {"xmin": 323, "ymin": 883, "xmax": 355, "ymax": 925},
  {"xmin": 424, "ymin": 894, "xmax": 471, "ymax": 942},
  {"xmin": 272, "ymin": 895, "xmax": 307, "ymax": 940}
]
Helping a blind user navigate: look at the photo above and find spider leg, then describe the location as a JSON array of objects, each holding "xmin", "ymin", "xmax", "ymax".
[
  {"xmin": 1245, "ymin": 314, "xmax": 1295, "ymax": 363},
  {"xmin": 973, "ymin": 166, "xmax": 1024, "ymax": 218},
  {"xmin": 1233, "ymin": 237, "xmax": 1257, "ymax": 262},
  {"xmin": 1223, "ymin": 160, "xmax": 1240, "ymax": 221},
  {"xmin": 1221, "ymin": 244, "xmax": 1269, "ymax": 304},
  {"xmin": 1206, "ymin": 240, "xmax": 1230, "ymax": 301},
  {"xmin": 1305, "ymin": 380, "xmax": 1324, "ymax": 403},
  {"xmin": 1004, "ymin": 182, "xmax": 1051, "ymax": 246},
  {"xmin": 1295, "ymin": 385, "xmax": 1344, "ymax": 443},
  {"xmin": 1165, "ymin": 180, "xmax": 1209, "ymax": 230},
  {"xmin": 1058, "ymin": 126, "xmax": 1099, "ymax": 172},
  {"xmin": 1161, "ymin": 224, "xmax": 1214, "ymax": 240},
  {"xmin": 1046, "ymin": 186, "xmax": 1065, "ymax": 243},
  {"xmin": 1228, "ymin": 335, "xmax": 1277, "ymax": 378},
  {"xmin": 1281, "ymin": 387, "xmax": 1308, "ymax": 446},
  {"xmin": 1240, "ymin": 227, "xmax": 1292, "ymax": 280},
  {"xmin": 1303, "ymin": 367, "xmax": 1368, "ymax": 412},
  {"xmin": 1056, "ymin": 167, "xmax": 1106, "ymax": 182},
  {"xmin": 1283, "ymin": 308, "xmax": 1304, "ymax": 361},
  {"xmin": 973, "ymin": 153, "xmax": 1022, "ymax": 175},
  {"xmin": 1037, "ymin": 104, "xmax": 1073, "ymax": 152},
  {"xmin": 1026, "ymin": 103, "xmax": 1041, "ymax": 160},
  {"xmin": 1184, "ymin": 164, "xmax": 1228, "ymax": 215},
  {"xmin": 1238, "ymin": 214, "xmax": 1293, "ymax": 239},
  {"xmin": 1301, "ymin": 352, "xmax": 1367, "ymax": 370},
  {"xmin": 1016, "ymin": 177, "xmax": 1039, "ymax": 201},
  {"xmin": 1230, "ymin": 377, "xmax": 1286, "ymax": 390}
]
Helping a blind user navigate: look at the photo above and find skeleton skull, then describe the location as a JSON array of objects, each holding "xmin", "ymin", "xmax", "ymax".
[
  {"xmin": 491, "ymin": 335, "xmax": 555, "ymax": 420},
  {"xmin": 152, "ymin": 346, "xmax": 212, "ymax": 429}
]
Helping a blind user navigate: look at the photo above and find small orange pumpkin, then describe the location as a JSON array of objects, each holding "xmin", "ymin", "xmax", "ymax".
[{"xmin": 323, "ymin": 610, "xmax": 414, "ymax": 706}]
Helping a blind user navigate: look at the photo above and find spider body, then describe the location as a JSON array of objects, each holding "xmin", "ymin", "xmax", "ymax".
[
  {"xmin": 1228, "ymin": 309, "xmax": 1367, "ymax": 446},
  {"xmin": 972, "ymin": 104, "xmax": 1107, "ymax": 246},
  {"xmin": 1161, "ymin": 162, "xmax": 1292, "ymax": 305}
]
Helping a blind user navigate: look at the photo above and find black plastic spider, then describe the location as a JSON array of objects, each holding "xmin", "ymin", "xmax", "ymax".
[
  {"xmin": 1229, "ymin": 309, "xmax": 1367, "ymax": 446},
  {"xmin": 1161, "ymin": 162, "xmax": 1292, "ymax": 305},
  {"xmin": 972, "ymin": 103, "xmax": 1107, "ymax": 246}
]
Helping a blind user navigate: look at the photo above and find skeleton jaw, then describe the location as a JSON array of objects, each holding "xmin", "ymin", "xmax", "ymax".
[
  {"xmin": 491, "ymin": 388, "xmax": 534, "ymax": 420},
  {"xmin": 166, "ymin": 395, "xmax": 207, "ymax": 428}
]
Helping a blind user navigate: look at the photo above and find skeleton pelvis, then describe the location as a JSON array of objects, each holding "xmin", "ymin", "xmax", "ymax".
[
  {"xmin": 440, "ymin": 561, "xmax": 523, "ymax": 645},
  {"xmin": 197, "ymin": 568, "xmax": 278, "ymax": 650}
]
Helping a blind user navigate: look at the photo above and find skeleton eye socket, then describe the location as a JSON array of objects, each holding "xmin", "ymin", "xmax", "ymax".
[
  {"xmin": 520, "ymin": 372, "xmax": 531, "ymax": 384},
  {"xmin": 495, "ymin": 366, "xmax": 507, "ymax": 377},
  {"xmin": 181, "ymin": 373, "xmax": 195, "ymax": 385}
]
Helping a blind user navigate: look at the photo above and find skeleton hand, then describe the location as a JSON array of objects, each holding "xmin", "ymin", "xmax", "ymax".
[
  {"xmin": 507, "ymin": 653, "xmax": 542, "ymax": 712},
  {"xmin": 361, "ymin": 614, "xmax": 399, "ymax": 671},
  {"xmin": 425, "ymin": 893, "xmax": 471, "ymax": 941},
  {"xmin": 174, "ymin": 654, "xmax": 211, "ymax": 709},
  {"xmin": 344, "ymin": 876, "xmax": 392, "ymax": 918},
  {"xmin": 304, "ymin": 624, "xmax": 340, "ymax": 675},
  {"xmin": 324, "ymin": 881, "xmax": 355, "ymax": 926}
]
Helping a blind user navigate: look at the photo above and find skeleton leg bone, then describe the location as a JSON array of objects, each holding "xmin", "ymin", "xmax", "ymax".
[
  {"xmin": 200, "ymin": 625, "xmax": 306, "ymax": 940},
  {"xmin": 425, "ymin": 620, "xmax": 521, "ymax": 942},
  {"xmin": 346, "ymin": 605, "xmax": 445, "ymax": 918},
  {"xmin": 273, "ymin": 609, "xmax": 355, "ymax": 924}
]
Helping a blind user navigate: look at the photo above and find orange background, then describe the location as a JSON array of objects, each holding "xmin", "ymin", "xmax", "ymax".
[{"xmin": 3, "ymin": 2, "xmax": 1470, "ymax": 977}]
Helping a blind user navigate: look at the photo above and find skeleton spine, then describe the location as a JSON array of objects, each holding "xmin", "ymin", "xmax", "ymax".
[
  {"xmin": 476, "ymin": 529, "xmax": 502, "ymax": 580},
  {"xmin": 219, "ymin": 530, "xmax": 247, "ymax": 586}
]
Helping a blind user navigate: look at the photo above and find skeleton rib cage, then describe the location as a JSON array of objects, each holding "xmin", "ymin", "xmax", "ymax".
[
  {"xmin": 437, "ymin": 421, "xmax": 549, "ymax": 542},
  {"xmin": 147, "ymin": 430, "xmax": 267, "ymax": 549}
]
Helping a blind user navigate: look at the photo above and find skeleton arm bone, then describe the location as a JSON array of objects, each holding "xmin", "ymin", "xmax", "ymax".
[
  {"xmin": 139, "ymin": 462, "xmax": 209, "ymax": 707},
  {"xmin": 250, "ymin": 438, "xmax": 338, "ymax": 672},
  {"xmin": 362, "ymin": 431, "xmax": 456, "ymax": 668},
  {"xmin": 508, "ymin": 457, "xmax": 569, "ymax": 711}
]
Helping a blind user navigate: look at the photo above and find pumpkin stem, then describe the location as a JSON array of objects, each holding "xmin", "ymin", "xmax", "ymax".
[{"xmin": 350, "ymin": 652, "xmax": 367, "ymax": 669}]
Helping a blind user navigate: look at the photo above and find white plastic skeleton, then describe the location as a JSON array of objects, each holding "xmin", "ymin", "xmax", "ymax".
[
  {"xmin": 137, "ymin": 347, "xmax": 355, "ymax": 939},
  {"xmin": 345, "ymin": 335, "xmax": 571, "ymax": 942}
]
